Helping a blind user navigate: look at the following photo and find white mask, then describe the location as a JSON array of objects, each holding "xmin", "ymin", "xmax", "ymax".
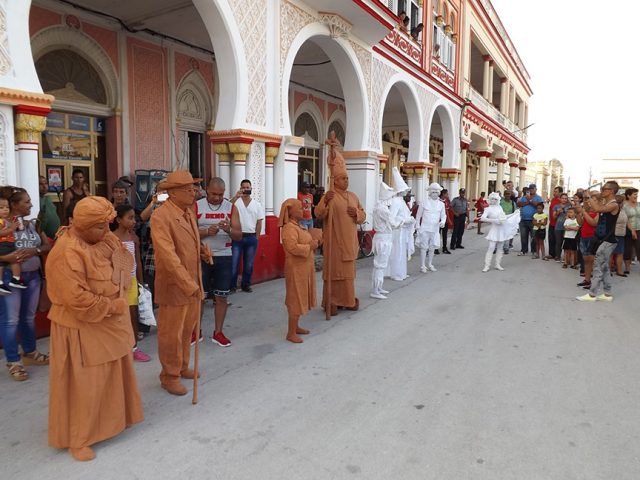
[{"xmin": 429, "ymin": 190, "xmax": 439, "ymax": 200}]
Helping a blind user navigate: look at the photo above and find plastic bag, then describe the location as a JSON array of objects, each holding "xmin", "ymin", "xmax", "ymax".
[{"xmin": 138, "ymin": 284, "xmax": 156, "ymax": 326}]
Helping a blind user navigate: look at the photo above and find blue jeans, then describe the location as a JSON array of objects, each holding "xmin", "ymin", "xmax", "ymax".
[
  {"xmin": 231, "ymin": 234, "xmax": 258, "ymax": 289},
  {"xmin": 0, "ymin": 270, "xmax": 41, "ymax": 362},
  {"xmin": 519, "ymin": 220, "xmax": 535, "ymax": 254},
  {"xmin": 299, "ymin": 219, "xmax": 313, "ymax": 230}
]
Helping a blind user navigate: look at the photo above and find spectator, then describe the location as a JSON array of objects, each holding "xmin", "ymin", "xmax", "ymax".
[
  {"xmin": 0, "ymin": 196, "xmax": 25, "ymax": 294},
  {"xmin": 532, "ymin": 202, "xmax": 548, "ymax": 259},
  {"xmin": 577, "ymin": 181, "xmax": 620, "ymax": 302},
  {"xmin": 612, "ymin": 194, "xmax": 628, "ymax": 276},
  {"xmin": 62, "ymin": 169, "xmax": 90, "ymax": 222},
  {"xmin": 562, "ymin": 207, "xmax": 579, "ymax": 268},
  {"xmin": 435, "ymin": 189, "xmax": 452, "ymax": 254},
  {"xmin": 112, "ymin": 204, "xmax": 151, "ymax": 361},
  {"xmin": 475, "ymin": 192, "xmax": 488, "ymax": 235},
  {"xmin": 500, "ymin": 190, "xmax": 517, "ymax": 254},
  {"xmin": 230, "ymin": 179, "xmax": 264, "ymax": 293},
  {"xmin": 400, "ymin": 16, "xmax": 410, "ymax": 33},
  {"xmin": 551, "ymin": 193, "xmax": 571, "ymax": 262},
  {"xmin": 516, "ymin": 183, "xmax": 542, "ymax": 256},
  {"xmin": 38, "ymin": 176, "xmax": 60, "ymax": 239},
  {"xmin": 111, "ymin": 179, "xmax": 131, "ymax": 208},
  {"xmin": 411, "ymin": 23, "xmax": 424, "ymax": 41},
  {"xmin": 313, "ymin": 186, "xmax": 325, "ymax": 228},
  {"xmin": 546, "ymin": 186, "xmax": 563, "ymax": 259},
  {"xmin": 297, "ymin": 182, "xmax": 314, "ymax": 230},
  {"xmin": 196, "ymin": 177, "xmax": 242, "ymax": 347},
  {"xmin": 0, "ymin": 187, "xmax": 51, "ymax": 381},
  {"xmin": 576, "ymin": 192, "xmax": 599, "ymax": 290},
  {"xmin": 503, "ymin": 181, "xmax": 518, "ymax": 251},
  {"xmin": 622, "ymin": 188, "xmax": 640, "ymax": 274},
  {"xmin": 450, "ymin": 188, "xmax": 469, "ymax": 250}
]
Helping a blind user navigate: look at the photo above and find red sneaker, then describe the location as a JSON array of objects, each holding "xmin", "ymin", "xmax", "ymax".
[
  {"xmin": 211, "ymin": 331, "xmax": 231, "ymax": 347},
  {"xmin": 190, "ymin": 330, "xmax": 203, "ymax": 346}
]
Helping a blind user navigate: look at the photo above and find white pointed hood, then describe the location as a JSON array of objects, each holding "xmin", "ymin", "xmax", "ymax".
[
  {"xmin": 427, "ymin": 182, "xmax": 443, "ymax": 193},
  {"xmin": 378, "ymin": 181, "xmax": 395, "ymax": 202},
  {"xmin": 392, "ymin": 167, "xmax": 410, "ymax": 194}
]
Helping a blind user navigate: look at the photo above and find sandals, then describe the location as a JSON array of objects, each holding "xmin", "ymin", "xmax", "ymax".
[
  {"xmin": 7, "ymin": 362, "xmax": 28, "ymax": 381},
  {"xmin": 21, "ymin": 351, "xmax": 49, "ymax": 366},
  {"xmin": 562, "ymin": 264, "xmax": 568, "ymax": 269},
  {"xmin": 570, "ymin": 265, "xmax": 578, "ymax": 270},
  {"xmin": 616, "ymin": 273, "xmax": 628, "ymax": 277}
]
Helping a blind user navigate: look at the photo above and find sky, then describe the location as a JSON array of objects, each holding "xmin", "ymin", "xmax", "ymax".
[{"xmin": 490, "ymin": 0, "xmax": 640, "ymax": 189}]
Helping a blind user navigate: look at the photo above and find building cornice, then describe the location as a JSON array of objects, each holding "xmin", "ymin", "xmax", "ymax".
[{"xmin": 0, "ymin": 88, "xmax": 54, "ymax": 109}]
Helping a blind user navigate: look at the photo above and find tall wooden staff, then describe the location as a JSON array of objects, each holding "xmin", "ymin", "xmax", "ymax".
[
  {"xmin": 324, "ymin": 132, "xmax": 340, "ymax": 320},
  {"xmin": 193, "ymin": 243, "xmax": 213, "ymax": 404}
]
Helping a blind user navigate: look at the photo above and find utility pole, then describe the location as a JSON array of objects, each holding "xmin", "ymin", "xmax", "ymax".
[{"xmin": 588, "ymin": 167, "xmax": 592, "ymax": 186}]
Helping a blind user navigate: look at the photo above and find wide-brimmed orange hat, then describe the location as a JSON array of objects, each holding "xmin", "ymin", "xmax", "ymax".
[{"xmin": 157, "ymin": 170, "xmax": 202, "ymax": 191}]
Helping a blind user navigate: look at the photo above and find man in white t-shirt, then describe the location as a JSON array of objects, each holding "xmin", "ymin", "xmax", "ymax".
[
  {"xmin": 230, "ymin": 179, "xmax": 265, "ymax": 292},
  {"xmin": 196, "ymin": 177, "xmax": 242, "ymax": 347}
]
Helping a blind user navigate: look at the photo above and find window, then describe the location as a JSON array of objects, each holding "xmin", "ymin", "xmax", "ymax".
[
  {"xmin": 433, "ymin": 0, "xmax": 439, "ymax": 13},
  {"xmin": 450, "ymin": 13, "xmax": 455, "ymax": 32},
  {"xmin": 432, "ymin": 6, "xmax": 455, "ymax": 71},
  {"xmin": 397, "ymin": 0, "xmax": 407, "ymax": 17}
]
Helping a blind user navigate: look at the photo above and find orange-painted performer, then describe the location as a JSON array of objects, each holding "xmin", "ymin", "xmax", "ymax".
[
  {"xmin": 151, "ymin": 171, "xmax": 204, "ymax": 396},
  {"xmin": 314, "ymin": 133, "xmax": 365, "ymax": 316},
  {"xmin": 47, "ymin": 196, "xmax": 143, "ymax": 462},
  {"xmin": 279, "ymin": 198, "xmax": 322, "ymax": 343}
]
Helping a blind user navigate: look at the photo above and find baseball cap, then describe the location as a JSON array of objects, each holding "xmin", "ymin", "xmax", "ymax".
[
  {"xmin": 459, "ymin": 188, "xmax": 466, "ymax": 193},
  {"xmin": 529, "ymin": 183, "xmax": 537, "ymax": 189}
]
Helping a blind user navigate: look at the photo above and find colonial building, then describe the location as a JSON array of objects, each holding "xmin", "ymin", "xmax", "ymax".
[
  {"xmin": 599, "ymin": 158, "xmax": 640, "ymax": 190},
  {"xmin": 0, "ymin": 0, "xmax": 532, "ymax": 280}
]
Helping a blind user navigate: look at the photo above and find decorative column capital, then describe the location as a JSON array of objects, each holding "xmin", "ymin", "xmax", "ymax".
[
  {"xmin": 228, "ymin": 141, "xmax": 252, "ymax": 161},
  {"xmin": 477, "ymin": 151, "xmax": 492, "ymax": 158},
  {"xmin": 377, "ymin": 154, "xmax": 388, "ymax": 171},
  {"xmin": 460, "ymin": 141, "xmax": 470, "ymax": 150},
  {"xmin": 265, "ymin": 142, "xmax": 281, "ymax": 164},
  {"xmin": 496, "ymin": 158, "xmax": 508, "ymax": 164},
  {"xmin": 509, "ymin": 162, "xmax": 519, "ymax": 168},
  {"xmin": 500, "ymin": 77, "xmax": 508, "ymax": 84},
  {"xmin": 482, "ymin": 54, "xmax": 492, "ymax": 63},
  {"xmin": 14, "ymin": 105, "xmax": 49, "ymax": 144},
  {"xmin": 518, "ymin": 166, "xmax": 527, "ymax": 171}
]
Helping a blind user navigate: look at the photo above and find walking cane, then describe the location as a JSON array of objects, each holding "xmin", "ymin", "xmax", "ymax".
[{"xmin": 324, "ymin": 132, "xmax": 339, "ymax": 320}]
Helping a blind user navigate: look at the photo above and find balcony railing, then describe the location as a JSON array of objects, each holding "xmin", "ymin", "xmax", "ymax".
[
  {"xmin": 465, "ymin": 82, "xmax": 527, "ymax": 143},
  {"xmin": 430, "ymin": 58, "xmax": 455, "ymax": 90},
  {"xmin": 381, "ymin": 27, "xmax": 423, "ymax": 67}
]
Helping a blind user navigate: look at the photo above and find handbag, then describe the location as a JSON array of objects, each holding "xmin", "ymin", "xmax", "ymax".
[{"xmin": 138, "ymin": 284, "xmax": 156, "ymax": 326}]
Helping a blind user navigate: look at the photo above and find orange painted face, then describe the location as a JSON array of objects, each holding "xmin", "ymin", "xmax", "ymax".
[
  {"xmin": 289, "ymin": 201, "xmax": 303, "ymax": 221},
  {"xmin": 334, "ymin": 175, "xmax": 349, "ymax": 191},
  {"xmin": 77, "ymin": 221, "xmax": 110, "ymax": 245},
  {"xmin": 168, "ymin": 185, "xmax": 197, "ymax": 210}
]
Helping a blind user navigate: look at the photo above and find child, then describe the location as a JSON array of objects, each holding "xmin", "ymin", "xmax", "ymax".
[
  {"xmin": 112, "ymin": 204, "xmax": 151, "ymax": 362},
  {"xmin": 563, "ymin": 207, "xmax": 580, "ymax": 269},
  {"xmin": 532, "ymin": 203, "xmax": 548, "ymax": 260},
  {"xmin": 0, "ymin": 197, "xmax": 26, "ymax": 295}
]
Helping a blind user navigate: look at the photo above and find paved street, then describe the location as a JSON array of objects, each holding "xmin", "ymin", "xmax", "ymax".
[{"xmin": 2, "ymin": 230, "xmax": 640, "ymax": 480}]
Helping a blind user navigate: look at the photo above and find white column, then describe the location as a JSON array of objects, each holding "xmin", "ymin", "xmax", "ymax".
[
  {"xmin": 488, "ymin": 60, "xmax": 494, "ymax": 104},
  {"xmin": 519, "ymin": 167, "xmax": 527, "ymax": 189},
  {"xmin": 459, "ymin": 144, "xmax": 468, "ymax": 193},
  {"xmin": 344, "ymin": 151, "xmax": 378, "ymax": 223},
  {"xmin": 500, "ymin": 78, "xmax": 508, "ymax": 115},
  {"xmin": 414, "ymin": 168, "xmax": 426, "ymax": 205},
  {"xmin": 264, "ymin": 142, "xmax": 280, "ymax": 216},
  {"xmin": 228, "ymin": 141, "xmax": 252, "ymax": 193},
  {"xmin": 212, "ymin": 142, "xmax": 231, "ymax": 188},
  {"xmin": 478, "ymin": 152, "xmax": 489, "ymax": 197},
  {"xmin": 482, "ymin": 56, "xmax": 491, "ymax": 99},
  {"xmin": 15, "ymin": 107, "xmax": 48, "ymax": 219},
  {"xmin": 509, "ymin": 162, "xmax": 518, "ymax": 184},
  {"xmin": 496, "ymin": 158, "xmax": 506, "ymax": 190},
  {"xmin": 509, "ymin": 85, "xmax": 516, "ymax": 121},
  {"xmin": 273, "ymin": 136, "xmax": 303, "ymax": 214}
]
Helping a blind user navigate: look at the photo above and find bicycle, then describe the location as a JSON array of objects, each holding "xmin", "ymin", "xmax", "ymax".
[{"xmin": 358, "ymin": 221, "xmax": 374, "ymax": 258}]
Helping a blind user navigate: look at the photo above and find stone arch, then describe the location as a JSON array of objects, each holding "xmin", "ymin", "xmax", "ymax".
[
  {"xmin": 193, "ymin": 0, "xmax": 247, "ymax": 130},
  {"xmin": 378, "ymin": 74, "xmax": 424, "ymax": 162},
  {"xmin": 31, "ymin": 26, "xmax": 118, "ymax": 109},
  {"xmin": 293, "ymin": 101, "xmax": 324, "ymax": 148},
  {"xmin": 426, "ymin": 101, "xmax": 457, "ymax": 168},
  {"xmin": 282, "ymin": 22, "xmax": 368, "ymax": 150},
  {"xmin": 176, "ymin": 69, "xmax": 215, "ymax": 131}
]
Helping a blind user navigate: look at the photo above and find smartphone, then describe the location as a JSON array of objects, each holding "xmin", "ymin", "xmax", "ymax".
[{"xmin": 157, "ymin": 193, "xmax": 169, "ymax": 203}]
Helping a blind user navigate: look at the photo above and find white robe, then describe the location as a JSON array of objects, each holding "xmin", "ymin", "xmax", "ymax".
[
  {"xmin": 386, "ymin": 196, "xmax": 413, "ymax": 280},
  {"xmin": 481, "ymin": 205, "xmax": 521, "ymax": 242},
  {"xmin": 415, "ymin": 198, "xmax": 446, "ymax": 250}
]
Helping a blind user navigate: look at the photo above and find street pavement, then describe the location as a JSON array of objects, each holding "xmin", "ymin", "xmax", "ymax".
[{"xmin": 2, "ymin": 229, "xmax": 640, "ymax": 479}]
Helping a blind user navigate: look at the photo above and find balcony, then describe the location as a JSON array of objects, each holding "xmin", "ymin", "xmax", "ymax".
[
  {"xmin": 464, "ymin": 81, "xmax": 527, "ymax": 143},
  {"xmin": 313, "ymin": 0, "xmax": 399, "ymax": 45},
  {"xmin": 381, "ymin": 27, "xmax": 423, "ymax": 67},
  {"xmin": 430, "ymin": 57, "xmax": 454, "ymax": 90}
]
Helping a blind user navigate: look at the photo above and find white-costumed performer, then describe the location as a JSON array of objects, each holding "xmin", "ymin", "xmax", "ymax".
[
  {"xmin": 479, "ymin": 192, "xmax": 520, "ymax": 272},
  {"xmin": 371, "ymin": 182, "xmax": 400, "ymax": 299},
  {"xmin": 415, "ymin": 182, "xmax": 446, "ymax": 272},
  {"xmin": 387, "ymin": 167, "xmax": 415, "ymax": 281}
]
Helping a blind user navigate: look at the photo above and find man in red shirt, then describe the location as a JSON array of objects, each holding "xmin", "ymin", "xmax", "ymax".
[
  {"xmin": 546, "ymin": 186, "xmax": 563, "ymax": 259},
  {"xmin": 475, "ymin": 192, "xmax": 488, "ymax": 234},
  {"xmin": 297, "ymin": 182, "xmax": 314, "ymax": 230}
]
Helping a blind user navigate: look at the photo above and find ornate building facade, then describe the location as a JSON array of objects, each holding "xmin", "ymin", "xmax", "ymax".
[{"xmin": 0, "ymin": 0, "xmax": 532, "ymax": 280}]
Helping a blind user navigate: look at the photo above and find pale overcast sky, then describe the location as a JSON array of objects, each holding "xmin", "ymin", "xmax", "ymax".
[{"xmin": 491, "ymin": 0, "xmax": 640, "ymax": 188}]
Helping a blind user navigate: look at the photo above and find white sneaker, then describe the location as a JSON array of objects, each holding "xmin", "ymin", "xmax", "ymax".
[
  {"xmin": 596, "ymin": 294, "xmax": 613, "ymax": 302},
  {"xmin": 428, "ymin": 265, "xmax": 437, "ymax": 272},
  {"xmin": 370, "ymin": 292, "xmax": 387, "ymax": 300},
  {"xmin": 420, "ymin": 266, "xmax": 428, "ymax": 273},
  {"xmin": 482, "ymin": 266, "xmax": 490, "ymax": 272},
  {"xmin": 379, "ymin": 288, "xmax": 390, "ymax": 294},
  {"xmin": 495, "ymin": 265, "xmax": 504, "ymax": 271},
  {"xmin": 576, "ymin": 293, "xmax": 597, "ymax": 302}
]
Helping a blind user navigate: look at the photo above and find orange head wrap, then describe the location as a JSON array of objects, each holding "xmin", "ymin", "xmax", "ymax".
[
  {"xmin": 278, "ymin": 198, "xmax": 301, "ymax": 227},
  {"xmin": 72, "ymin": 196, "xmax": 116, "ymax": 230}
]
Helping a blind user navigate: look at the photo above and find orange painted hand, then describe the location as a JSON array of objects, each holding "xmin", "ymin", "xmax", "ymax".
[
  {"xmin": 109, "ymin": 298, "xmax": 128, "ymax": 315},
  {"xmin": 346, "ymin": 206, "xmax": 357, "ymax": 218},
  {"xmin": 325, "ymin": 191, "xmax": 335, "ymax": 202}
]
